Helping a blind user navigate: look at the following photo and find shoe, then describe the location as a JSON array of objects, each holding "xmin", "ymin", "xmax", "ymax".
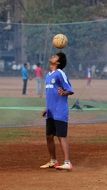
[
  {"xmin": 40, "ymin": 160, "xmax": 59, "ymax": 169},
  {"xmin": 56, "ymin": 162, "xmax": 73, "ymax": 170}
]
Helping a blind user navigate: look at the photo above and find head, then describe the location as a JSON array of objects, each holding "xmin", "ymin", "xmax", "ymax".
[
  {"xmin": 24, "ymin": 63, "xmax": 28, "ymax": 68},
  {"xmin": 37, "ymin": 63, "xmax": 40, "ymax": 67},
  {"xmin": 49, "ymin": 52, "xmax": 67, "ymax": 71}
]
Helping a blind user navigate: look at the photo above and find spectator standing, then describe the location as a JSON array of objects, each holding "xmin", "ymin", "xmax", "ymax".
[
  {"xmin": 34, "ymin": 63, "xmax": 43, "ymax": 96},
  {"xmin": 21, "ymin": 63, "xmax": 29, "ymax": 95},
  {"xmin": 87, "ymin": 67, "xmax": 92, "ymax": 86}
]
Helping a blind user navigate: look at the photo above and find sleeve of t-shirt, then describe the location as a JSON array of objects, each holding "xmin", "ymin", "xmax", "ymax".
[{"xmin": 58, "ymin": 70, "xmax": 74, "ymax": 93}]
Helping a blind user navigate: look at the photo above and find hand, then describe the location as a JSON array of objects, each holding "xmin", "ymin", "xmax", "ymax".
[
  {"xmin": 58, "ymin": 87, "xmax": 67, "ymax": 96},
  {"xmin": 42, "ymin": 110, "xmax": 47, "ymax": 117},
  {"xmin": 29, "ymin": 76, "xmax": 33, "ymax": 80}
]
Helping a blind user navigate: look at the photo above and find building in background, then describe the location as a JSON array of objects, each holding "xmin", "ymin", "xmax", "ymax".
[{"xmin": 0, "ymin": 0, "xmax": 26, "ymax": 75}]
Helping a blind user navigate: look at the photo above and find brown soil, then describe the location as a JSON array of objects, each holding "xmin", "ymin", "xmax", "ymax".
[
  {"xmin": 0, "ymin": 77, "xmax": 107, "ymax": 101},
  {"xmin": 0, "ymin": 123, "xmax": 107, "ymax": 190},
  {"xmin": 0, "ymin": 77, "xmax": 107, "ymax": 189}
]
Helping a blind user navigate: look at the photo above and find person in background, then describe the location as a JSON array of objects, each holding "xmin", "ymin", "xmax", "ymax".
[
  {"xmin": 34, "ymin": 63, "xmax": 43, "ymax": 97},
  {"xmin": 71, "ymin": 99, "xmax": 82, "ymax": 110},
  {"xmin": 87, "ymin": 67, "xmax": 92, "ymax": 86},
  {"xmin": 21, "ymin": 63, "xmax": 29, "ymax": 95}
]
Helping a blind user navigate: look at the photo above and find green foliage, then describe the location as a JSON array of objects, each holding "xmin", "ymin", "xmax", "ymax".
[
  {"xmin": 0, "ymin": 0, "xmax": 7, "ymax": 21},
  {"xmin": 24, "ymin": 0, "xmax": 107, "ymax": 23},
  {"xmin": 0, "ymin": 0, "xmax": 105, "ymax": 72},
  {"xmin": 23, "ymin": 19, "xmax": 107, "ymax": 71}
]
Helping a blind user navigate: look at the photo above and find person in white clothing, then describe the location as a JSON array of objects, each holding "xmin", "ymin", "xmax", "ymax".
[{"xmin": 87, "ymin": 67, "xmax": 92, "ymax": 86}]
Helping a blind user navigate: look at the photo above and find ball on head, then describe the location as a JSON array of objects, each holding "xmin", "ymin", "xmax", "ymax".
[{"xmin": 52, "ymin": 34, "xmax": 68, "ymax": 49}]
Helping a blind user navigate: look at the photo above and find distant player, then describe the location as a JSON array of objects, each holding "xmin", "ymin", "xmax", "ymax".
[
  {"xmin": 87, "ymin": 67, "xmax": 92, "ymax": 86},
  {"xmin": 34, "ymin": 63, "xmax": 43, "ymax": 97},
  {"xmin": 40, "ymin": 52, "xmax": 74, "ymax": 170},
  {"xmin": 21, "ymin": 63, "xmax": 29, "ymax": 95}
]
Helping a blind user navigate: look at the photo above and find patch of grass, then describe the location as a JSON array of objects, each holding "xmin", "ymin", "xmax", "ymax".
[
  {"xmin": 0, "ymin": 110, "xmax": 42, "ymax": 126},
  {"xmin": 0, "ymin": 127, "xmax": 43, "ymax": 143},
  {"xmin": 84, "ymin": 136, "xmax": 107, "ymax": 144},
  {"xmin": 0, "ymin": 97, "xmax": 45, "ymax": 107},
  {"xmin": 69, "ymin": 99, "xmax": 107, "ymax": 109},
  {"xmin": 0, "ymin": 128, "xmax": 29, "ymax": 142},
  {"xmin": 0, "ymin": 97, "xmax": 45, "ymax": 126},
  {"xmin": 0, "ymin": 97, "xmax": 107, "ymax": 127},
  {"xmin": 0, "ymin": 127, "xmax": 106, "ymax": 144}
]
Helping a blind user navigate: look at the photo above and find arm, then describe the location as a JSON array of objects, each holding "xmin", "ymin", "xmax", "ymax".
[
  {"xmin": 58, "ymin": 87, "xmax": 74, "ymax": 96},
  {"xmin": 42, "ymin": 110, "xmax": 47, "ymax": 117},
  {"xmin": 57, "ymin": 70, "xmax": 74, "ymax": 96}
]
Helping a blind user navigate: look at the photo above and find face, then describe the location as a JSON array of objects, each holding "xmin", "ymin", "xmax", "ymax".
[
  {"xmin": 49, "ymin": 55, "xmax": 59, "ymax": 71},
  {"xmin": 49, "ymin": 55, "xmax": 59, "ymax": 64}
]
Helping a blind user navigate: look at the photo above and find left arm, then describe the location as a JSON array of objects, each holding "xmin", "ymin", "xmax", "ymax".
[
  {"xmin": 57, "ymin": 70, "xmax": 74, "ymax": 96},
  {"xmin": 58, "ymin": 87, "xmax": 74, "ymax": 96}
]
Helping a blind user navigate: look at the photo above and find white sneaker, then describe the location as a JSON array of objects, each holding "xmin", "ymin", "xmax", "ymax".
[
  {"xmin": 40, "ymin": 160, "xmax": 59, "ymax": 169},
  {"xmin": 56, "ymin": 162, "xmax": 73, "ymax": 170}
]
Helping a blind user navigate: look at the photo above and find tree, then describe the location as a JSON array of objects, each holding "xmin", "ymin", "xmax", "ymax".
[
  {"xmin": 86, "ymin": 0, "xmax": 103, "ymax": 6},
  {"xmin": 0, "ymin": 0, "xmax": 7, "ymax": 21}
]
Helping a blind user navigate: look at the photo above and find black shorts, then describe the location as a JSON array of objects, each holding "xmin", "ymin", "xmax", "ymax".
[{"xmin": 46, "ymin": 118, "xmax": 68, "ymax": 137}]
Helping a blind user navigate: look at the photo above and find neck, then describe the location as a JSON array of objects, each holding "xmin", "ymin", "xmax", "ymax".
[{"xmin": 51, "ymin": 68, "xmax": 57, "ymax": 72}]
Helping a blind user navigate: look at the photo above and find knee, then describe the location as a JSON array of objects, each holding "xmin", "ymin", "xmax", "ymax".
[
  {"xmin": 46, "ymin": 135, "xmax": 54, "ymax": 143},
  {"xmin": 58, "ymin": 137, "xmax": 61, "ymax": 143}
]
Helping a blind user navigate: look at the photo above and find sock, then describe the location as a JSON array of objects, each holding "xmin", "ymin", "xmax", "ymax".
[
  {"xmin": 51, "ymin": 159, "xmax": 57, "ymax": 163},
  {"xmin": 64, "ymin": 160, "xmax": 71, "ymax": 164}
]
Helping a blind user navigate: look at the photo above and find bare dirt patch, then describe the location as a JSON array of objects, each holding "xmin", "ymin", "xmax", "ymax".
[
  {"xmin": 0, "ymin": 77, "xmax": 107, "ymax": 101},
  {"xmin": 0, "ymin": 123, "xmax": 107, "ymax": 190}
]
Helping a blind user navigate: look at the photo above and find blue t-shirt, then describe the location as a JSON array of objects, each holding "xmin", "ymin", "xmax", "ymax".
[
  {"xmin": 45, "ymin": 69, "xmax": 74, "ymax": 122},
  {"xmin": 21, "ymin": 66, "xmax": 28, "ymax": 80}
]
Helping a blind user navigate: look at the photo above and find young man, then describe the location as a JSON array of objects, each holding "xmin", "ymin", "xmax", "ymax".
[
  {"xmin": 40, "ymin": 52, "xmax": 74, "ymax": 170},
  {"xmin": 87, "ymin": 67, "xmax": 92, "ymax": 86},
  {"xmin": 34, "ymin": 63, "xmax": 43, "ymax": 97},
  {"xmin": 21, "ymin": 63, "xmax": 29, "ymax": 95}
]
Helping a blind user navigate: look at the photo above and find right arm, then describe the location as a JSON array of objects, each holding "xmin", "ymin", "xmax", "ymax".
[{"xmin": 42, "ymin": 110, "xmax": 47, "ymax": 117}]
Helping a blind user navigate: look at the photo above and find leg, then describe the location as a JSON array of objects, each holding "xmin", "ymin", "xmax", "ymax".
[
  {"xmin": 38, "ymin": 78, "xmax": 43, "ymax": 96},
  {"xmin": 36, "ymin": 78, "xmax": 40, "ymax": 95},
  {"xmin": 55, "ymin": 120, "xmax": 72, "ymax": 170},
  {"xmin": 58, "ymin": 137, "xmax": 70, "ymax": 161},
  {"xmin": 38, "ymin": 79, "xmax": 41, "ymax": 95},
  {"xmin": 40, "ymin": 135, "xmax": 58, "ymax": 169},
  {"xmin": 40, "ymin": 118, "xmax": 58, "ymax": 169},
  {"xmin": 23, "ymin": 79, "xmax": 27, "ymax": 94},
  {"xmin": 46, "ymin": 135, "xmax": 56, "ymax": 160},
  {"xmin": 56, "ymin": 137, "xmax": 72, "ymax": 170},
  {"xmin": 89, "ymin": 78, "xmax": 92, "ymax": 86},
  {"xmin": 39, "ymin": 79, "xmax": 43, "ymax": 96},
  {"xmin": 55, "ymin": 120, "xmax": 69, "ymax": 160},
  {"xmin": 36, "ymin": 78, "xmax": 39, "ymax": 95},
  {"xmin": 24, "ymin": 79, "xmax": 28, "ymax": 94}
]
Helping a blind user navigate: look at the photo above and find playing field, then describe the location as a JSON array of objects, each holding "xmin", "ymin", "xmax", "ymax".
[
  {"xmin": 0, "ymin": 77, "xmax": 107, "ymax": 126},
  {"xmin": 0, "ymin": 123, "xmax": 107, "ymax": 190},
  {"xmin": 0, "ymin": 77, "xmax": 107, "ymax": 190}
]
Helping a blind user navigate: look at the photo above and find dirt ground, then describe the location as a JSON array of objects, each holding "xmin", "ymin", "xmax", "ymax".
[
  {"xmin": 0, "ymin": 123, "xmax": 107, "ymax": 190},
  {"xmin": 0, "ymin": 77, "xmax": 107, "ymax": 190},
  {"xmin": 0, "ymin": 77, "xmax": 107, "ymax": 101}
]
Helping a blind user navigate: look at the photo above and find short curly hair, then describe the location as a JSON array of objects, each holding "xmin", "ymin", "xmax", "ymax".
[{"xmin": 56, "ymin": 52, "xmax": 67, "ymax": 69}]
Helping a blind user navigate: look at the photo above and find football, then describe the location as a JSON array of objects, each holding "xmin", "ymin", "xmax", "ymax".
[{"xmin": 52, "ymin": 34, "xmax": 68, "ymax": 49}]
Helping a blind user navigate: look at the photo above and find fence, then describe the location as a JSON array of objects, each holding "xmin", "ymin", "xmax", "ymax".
[
  {"xmin": 0, "ymin": 20, "xmax": 107, "ymax": 78},
  {"xmin": 0, "ymin": 20, "xmax": 107, "ymax": 127}
]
